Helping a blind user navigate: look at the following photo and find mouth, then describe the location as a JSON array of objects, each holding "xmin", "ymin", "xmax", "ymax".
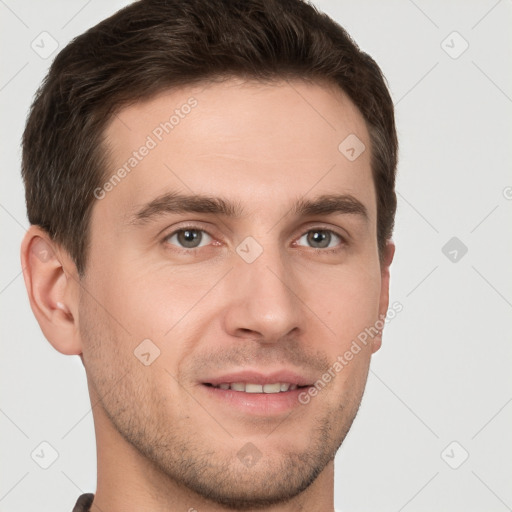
[
  {"xmin": 202, "ymin": 382, "xmax": 309, "ymax": 393},
  {"xmin": 199, "ymin": 370, "xmax": 315, "ymax": 415}
]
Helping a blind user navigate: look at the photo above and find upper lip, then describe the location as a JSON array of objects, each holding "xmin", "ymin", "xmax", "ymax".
[{"xmin": 202, "ymin": 369, "xmax": 314, "ymax": 387}]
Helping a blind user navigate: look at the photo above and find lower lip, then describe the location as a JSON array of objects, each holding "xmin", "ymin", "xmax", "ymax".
[{"xmin": 200, "ymin": 384, "xmax": 310, "ymax": 415}]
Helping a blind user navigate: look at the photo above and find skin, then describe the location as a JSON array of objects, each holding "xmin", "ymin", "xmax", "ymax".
[{"xmin": 21, "ymin": 77, "xmax": 394, "ymax": 512}]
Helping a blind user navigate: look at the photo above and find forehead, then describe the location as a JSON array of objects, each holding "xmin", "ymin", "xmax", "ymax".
[{"xmin": 97, "ymin": 78, "xmax": 375, "ymax": 226}]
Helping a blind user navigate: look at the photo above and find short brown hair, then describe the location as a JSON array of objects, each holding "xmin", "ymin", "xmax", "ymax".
[{"xmin": 22, "ymin": 0, "xmax": 397, "ymax": 276}]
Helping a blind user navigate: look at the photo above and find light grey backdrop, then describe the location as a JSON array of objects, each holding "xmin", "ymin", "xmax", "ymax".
[{"xmin": 1, "ymin": 1, "xmax": 511, "ymax": 511}]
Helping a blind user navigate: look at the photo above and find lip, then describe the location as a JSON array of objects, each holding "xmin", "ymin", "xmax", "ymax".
[
  {"xmin": 199, "ymin": 369, "xmax": 315, "ymax": 416},
  {"xmin": 200, "ymin": 383, "xmax": 311, "ymax": 415}
]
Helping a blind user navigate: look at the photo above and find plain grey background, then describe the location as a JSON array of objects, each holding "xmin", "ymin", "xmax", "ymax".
[{"xmin": 1, "ymin": 1, "xmax": 511, "ymax": 511}]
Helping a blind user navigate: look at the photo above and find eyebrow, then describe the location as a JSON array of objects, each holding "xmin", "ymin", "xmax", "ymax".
[{"xmin": 128, "ymin": 191, "xmax": 369, "ymax": 225}]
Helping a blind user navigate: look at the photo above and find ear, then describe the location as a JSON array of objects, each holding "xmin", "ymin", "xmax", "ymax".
[
  {"xmin": 20, "ymin": 226, "xmax": 82, "ymax": 355},
  {"xmin": 371, "ymin": 240, "xmax": 395, "ymax": 354}
]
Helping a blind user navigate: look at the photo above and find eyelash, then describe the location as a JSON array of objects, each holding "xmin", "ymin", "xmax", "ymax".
[{"xmin": 162, "ymin": 224, "xmax": 347, "ymax": 255}]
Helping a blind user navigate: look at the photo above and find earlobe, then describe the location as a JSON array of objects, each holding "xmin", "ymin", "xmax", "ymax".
[
  {"xmin": 20, "ymin": 227, "xmax": 82, "ymax": 356},
  {"xmin": 372, "ymin": 240, "xmax": 396, "ymax": 354}
]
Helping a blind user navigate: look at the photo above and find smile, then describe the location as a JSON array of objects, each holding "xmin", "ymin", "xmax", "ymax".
[{"xmin": 204, "ymin": 382, "xmax": 307, "ymax": 393}]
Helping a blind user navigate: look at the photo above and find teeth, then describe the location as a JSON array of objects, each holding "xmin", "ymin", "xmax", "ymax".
[
  {"xmin": 212, "ymin": 382, "xmax": 301, "ymax": 393},
  {"xmin": 245, "ymin": 383, "xmax": 263, "ymax": 393},
  {"xmin": 263, "ymin": 383, "xmax": 281, "ymax": 393}
]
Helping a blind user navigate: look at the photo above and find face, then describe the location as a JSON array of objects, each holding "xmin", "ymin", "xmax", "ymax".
[{"xmin": 79, "ymin": 78, "xmax": 391, "ymax": 508}]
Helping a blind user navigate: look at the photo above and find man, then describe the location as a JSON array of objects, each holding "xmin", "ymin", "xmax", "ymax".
[{"xmin": 20, "ymin": 0, "xmax": 397, "ymax": 510}]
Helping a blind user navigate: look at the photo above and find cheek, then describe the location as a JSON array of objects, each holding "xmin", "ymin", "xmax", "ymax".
[
  {"xmin": 84, "ymin": 256, "xmax": 178, "ymax": 337},
  {"xmin": 308, "ymin": 264, "xmax": 382, "ymax": 341},
  {"xmin": 85, "ymin": 262, "xmax": 222, "ymax": 377},
  {"xmin": 79, "ymin": 288, "xmax": 166, "ymax": 412},
  {"xmin": 119, "ymin": 271, "xmax": 218, "ymax": 338}
]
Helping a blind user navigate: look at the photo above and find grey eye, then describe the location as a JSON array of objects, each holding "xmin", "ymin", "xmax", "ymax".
[
  {"xmin": 297, "ymin": 230, "xmax": 342, "ymax": 249},
  {"xmin": 167, "ymin": 229, "xmax": 212, "ymax": 249}
]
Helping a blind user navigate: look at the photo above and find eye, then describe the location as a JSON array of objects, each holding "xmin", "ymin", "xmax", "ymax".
[
  {"xmin": 296, "ymin": 229, "xmax": 344, "ymax": 250},
  {"xmin": 165, "ymin": 228, "xmax": 213, "ymax": 249}
]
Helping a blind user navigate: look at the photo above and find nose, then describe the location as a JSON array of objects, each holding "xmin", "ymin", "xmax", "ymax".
[{"xmin": 222, "ymin": 244, "xmax": 306, "ymax": 344}]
